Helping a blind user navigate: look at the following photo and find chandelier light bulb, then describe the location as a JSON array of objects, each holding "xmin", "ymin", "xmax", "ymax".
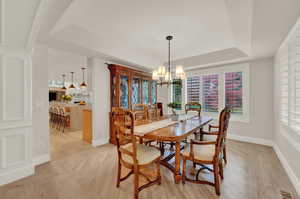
[
  {"xmin": 165, "ymin": 72, "xmax": 172, "ymax": 81},
  {"xmin": 152, "ymin": 70, "xmax": 159, "ymax": 80},
  {"xmin": 176, "ymin": 65, "xmax": 184, "ymax": 74}
]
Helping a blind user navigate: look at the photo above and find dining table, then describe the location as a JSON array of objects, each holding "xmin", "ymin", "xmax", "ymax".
[{"xmin": 134, "ymin": 114, "xmax": 213, "ymax": 184}]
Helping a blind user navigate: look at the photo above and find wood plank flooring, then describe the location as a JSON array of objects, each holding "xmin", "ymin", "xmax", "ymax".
[
  {"xmin": 0, "ymin": 135, "xmax": 299, "ymax": 199},
  {"xmin": 49, "ymin": 128, "xmax": 91, "ymax": 161}
]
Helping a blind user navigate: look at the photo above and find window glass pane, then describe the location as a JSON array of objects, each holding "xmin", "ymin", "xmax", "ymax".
[
  {"xmin": 225, "ymin": 72, "xmax": 243, "ymax": 114},
  {"xmin": 187, "ymin": 76, "xmax": 200, "ymax": 103},
  {"xmin": 151, "ymin": 81, "xmax": 157, "ymax": 104},
  {"xmin": 120, "ymin": 75, "xmax": 129, "ymax": 109},
  {"xmin": 172, "ymin": 79, "xmax": 182, "ymax": 110},
  {"xmin": 132, "ymin": 78, "xmax": 140, "ymax": 105},
  {"xmin": 202, "ymin": 74, "xmax": 218, "ymax": 112},
  {"xmin": 142, "ymin": 80, "xmax": 149, "ymax": 104}
]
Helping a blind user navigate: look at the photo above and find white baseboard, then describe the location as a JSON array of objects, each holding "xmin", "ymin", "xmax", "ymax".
[
  {"xmin": 227, "ymin": 134, "xmax": 273, "ymax": 146},
  {"xmin": 33, "ymin": 153, "xmax": 50, "ymax": 166},
  {"xmin": 0, "ymin": 164, "xmax": 34, "ymax": 186},
  {"xmin": 92, "ymin": 137, "xmax": 109, "ymax": 147},
  {"xmin": 273, "ymin": 144, "xmax": 300, "ymax": 196}
]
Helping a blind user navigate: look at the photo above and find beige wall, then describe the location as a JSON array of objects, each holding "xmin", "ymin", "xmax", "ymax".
[{"xmin": 227, "ymin": 58, "xmax": 273, "ymax": 141}]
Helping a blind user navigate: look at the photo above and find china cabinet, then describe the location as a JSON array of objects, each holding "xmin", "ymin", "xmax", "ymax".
[{"xmin": 108, "ymin": 64, "xmax": 158, "ymax": 144}]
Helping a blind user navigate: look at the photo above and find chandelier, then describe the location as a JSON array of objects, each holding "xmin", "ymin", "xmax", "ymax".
[{"xmin": 152, "ymin": 35, "xmax": 186, "ymax": 86}]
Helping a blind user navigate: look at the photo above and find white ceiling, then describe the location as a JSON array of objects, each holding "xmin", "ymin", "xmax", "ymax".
[
  {"xmin": 38, "ymin": 0, "xmax": 300, "ymax": 70},
  {"xmin": 48, "ymin": 48, "xmax": 87, "ymax": 82}
]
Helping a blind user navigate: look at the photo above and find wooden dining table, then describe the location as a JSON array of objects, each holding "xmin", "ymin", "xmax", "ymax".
[{"xmin": 135, "ymin": 115, "xmax": 213, "ymax": 184}]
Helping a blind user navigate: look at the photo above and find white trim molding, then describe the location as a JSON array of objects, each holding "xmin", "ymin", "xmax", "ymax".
[
  {"xmin": 273, "ymin": 144, "xmax": 300, "ymax": 196},
  {"xmin": 33, "ymin": 153, "xmax": 50, "ymax": 166},
  {"xmin": 0, "ymin": 164, "xmax": 34, "ymax": 186},
  {"xmin": 92, "ymin": 137, "xmax": 109, "ymax": 147},
  {"xmin": 227, "ymin": 134, "xmax": 273, "ymax": 146}
]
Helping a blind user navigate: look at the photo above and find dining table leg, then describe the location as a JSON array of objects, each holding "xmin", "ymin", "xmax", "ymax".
[{"xmin": 174, "ymin": 141, "xmax": 181, "ymax": 184}]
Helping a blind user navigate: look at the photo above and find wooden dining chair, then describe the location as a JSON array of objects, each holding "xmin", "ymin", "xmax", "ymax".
[
  {"xmin": 181, "ymin": 107, "xmax": 231, "ymax": 195},
  {"xmin": 147, "ymin": 103, "xmax": 160, "ymax": 120},
  {"xmin": 185, "ymin": 102, "xmax": 202, "ymax": 140},
  {"xmin": 200, "ymin": 107, "xmax": 231, "ymax": 164},
  {"xmin": 132, "ymin": 104, "xmax": 148, "ymax": 121},
  {"xmin": 113, "ymin": 109, "xmax": 161, "ymax": 199},
  {"xmin": 185, "ymin": 102, "xmax": 201, "ymax": 116}
]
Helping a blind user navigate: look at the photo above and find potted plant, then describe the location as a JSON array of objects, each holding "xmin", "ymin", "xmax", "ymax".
[{"xmin": 168, "ymin": 102, "xmax": 180, "ymax": 121}]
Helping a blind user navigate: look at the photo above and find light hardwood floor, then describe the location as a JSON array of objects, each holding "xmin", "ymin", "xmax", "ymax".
[
  {"xmin": 49, "ymin": 128, "xmax": 92, "ymax": 161},
  {"xmin": 0, "ymin": 138, "xmax": 299, "ymax": 199}
]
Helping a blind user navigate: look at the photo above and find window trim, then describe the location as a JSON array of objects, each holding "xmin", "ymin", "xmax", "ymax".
[{"xmin": 183, "ymin": 63, "xmax": 250, "ymax": 123}]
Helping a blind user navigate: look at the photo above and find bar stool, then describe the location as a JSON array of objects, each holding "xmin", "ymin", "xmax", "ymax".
[{"xmin": 58, "ymin": 106, "xmax": 70, "ymax": 132}]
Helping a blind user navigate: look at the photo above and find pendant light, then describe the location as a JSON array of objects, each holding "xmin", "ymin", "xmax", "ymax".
[
  {"xmin": 152, "ymin": 35, "xmax": 186, "ymax": 86},
  {"xmin": 61, "ymin": 74, "xmax": 67, "ymax": 90},
  {"xmin": 80, "ymin": 67, "xmax": 87, "ymax": 88},
  {"xmin": 69, "ymin": 72, "xmax": 76, "ymax": 89}
]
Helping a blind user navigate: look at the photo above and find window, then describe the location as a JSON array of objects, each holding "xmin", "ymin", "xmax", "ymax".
[
  {"xmin": 184, "ymin": 63, "xmax": 249, "ymax": 121},
  {"xmin": 287, "ymin": 31, "xmax": 300, "ymax": 130},
  {"xmin": 187, "ymin": 76, "xmax": 200, "ymax": 102},
  {"xmin": 225, "ymin": 72, "xmax": 243, "ymax": 114},
  {"xmin": 172, "ymin": 79, "xmax": 182, "ymax": 109},
  {"xmin": 279, "ymin": 45, "xmax": 289, "ymax": 124},
  {"xmin": 202, "ymin": 74, "xmax": 219, "ymax": 112}
]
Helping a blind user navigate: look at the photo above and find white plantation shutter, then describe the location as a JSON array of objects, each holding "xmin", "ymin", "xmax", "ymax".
[
  {"xmin": 289, "ymin": 32, "xmax": 300, "ymax": 130},
  {"xmin": 184, "ymin": 64, "xmax": 249, "ymax": 121},
  {"xmin": 225, "ymin": 72, "xmax": 243, "ymax": 114},
  {"xmin": 187, "ymin": 76, "xmax": 200, "ymax": 103},
  {"xmin": 279, "ymin": 44, "xmax": 289, "ymax": 124},
  {"xmin": 202, "ymin": 74, "xmax": 219, "ymax": 112}
]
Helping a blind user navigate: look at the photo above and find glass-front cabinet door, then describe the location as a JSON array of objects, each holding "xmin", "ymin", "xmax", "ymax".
[
  {"xmin": 120, "ymin": 74, "xmax": 129, "ymax": 109},
  {"xmin": 151, "ymin": 81, "xmax": 157, "ymax": 104},
  {"xmin": 132, "ymin": 77, "xmax": 141, "ymax": 105},
  {"xmin": 142, "ymin": 79, "xmax": 149, "ymax": 104}
]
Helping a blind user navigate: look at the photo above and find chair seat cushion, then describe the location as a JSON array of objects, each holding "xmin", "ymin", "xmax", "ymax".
[
  {"xmin": 202, "ymin": 134, "xmax": 218, "ymax": 141},
  {"xmin": 121, "ymin": 143, "xmax": 160, "ymax": 165},
  {"xmin": 182, "ymin": 143, "xmax": 216, "ymax": 162}
]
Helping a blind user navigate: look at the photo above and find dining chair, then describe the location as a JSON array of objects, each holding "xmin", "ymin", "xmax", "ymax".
[
  {"xmin": 181, "ymin": 107, "xmax": 231, "ymax": 195},
  {"xmin": 185, "ymin": 102, "xmax": 202, "ymax": 140},
  {"xmin": 113, "ymin": 108, "xmax": 161, "ymax": 199},
  {"xmin": 200, "ymin": 107, "xmax": 231, "ymax": 164},
  {"xmin": 132, "ymin": 104, "xmax": 148, "ymax": 121},
  {"xmin": 147, "ymin": 103, "xmax": 160, "ymax": 120},
  {"xmin": 185, "ymin": 102, "xmax": 201, "ymax": 116}
]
